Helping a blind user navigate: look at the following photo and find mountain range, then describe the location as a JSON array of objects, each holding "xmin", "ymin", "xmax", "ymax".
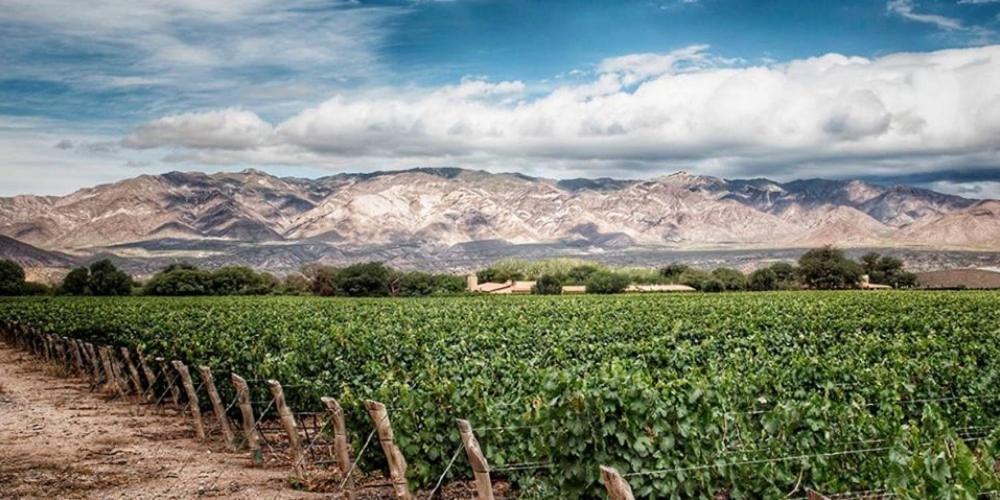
[{"xmin": 1, "ymin": 168, "xmax": 998, "ymax": 275}]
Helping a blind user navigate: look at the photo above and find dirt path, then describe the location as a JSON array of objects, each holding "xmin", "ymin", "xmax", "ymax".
[{"xmin": 0, "ymin": 343, "xmax": 325, "ymax": 500}]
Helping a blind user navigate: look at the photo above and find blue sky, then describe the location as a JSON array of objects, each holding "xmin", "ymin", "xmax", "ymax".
[{"xmin": 2, "ymin": 0, "xmax": 1000, "ymax": 197}]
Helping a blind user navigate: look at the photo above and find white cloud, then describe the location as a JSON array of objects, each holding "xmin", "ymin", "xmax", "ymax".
[
  {"xmin": 887, "ymin": 0, "xmax": 964, "ymax": 30},
  {"xmin": 121, "ymin": 45, "xmax": 1000, "ymax": 182},
  {"xmin": 125, "ymin": 109, "xmax": 274, "ymax": 150}
]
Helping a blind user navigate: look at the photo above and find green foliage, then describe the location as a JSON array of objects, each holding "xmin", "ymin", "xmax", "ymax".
[
  {"xmin": 280, "ymin": 274, "xmax": 312, "ymax": 295},
  {"xmin": 710, "ymin": 267, "xmax": 747, "ymax": 291},
  {"xmin": 798, "ymin": 246, "xmax": 863, "ymax": 289},
  {"xmin": 5, "ymin": 292, "xmax": 1000, "ymax": 497},
  {"xmin": 861, "ymin": 252, "xmax": 919, "ymax": 288},
  {"xmin": 677, "ymin": 269, "xmax": 711, "ymax": 290},
  {"xmin": 0, "ymin": 259, "xmax": 26, "ymax": 295},
  {"xmin": 748, "ymin": 268, "xmax": 779, "ymax": 291},
  {"xmin": 144, "ymin": 267, "xmax": 212, "ymax": 295},
  {"xmin": 87, "ymin": 259, "xmax": 133, "ymax": 296},
  {"xmin": 533, "ymin": 274, "xmax": 563, "ymax": 295},
  {"xmin": 209, "ymin": 266, "xmax": 275, "ymax": 295},
  {"xmin": 566, "ymin": 264, "xmax": 601, "ymax": 285},
  {"xmin": 658, "ymin": 263, "xmax": 691, "ymax": 282},
  {"xmin": 584, "ymin": 271, "xmax": 629, "ymax": 294},
  {"xmin": 18, "ymin": 281, "xmax": 51, "ymax": 296},
  {"xmin": 60, "ymin": 267, "xmax": 91, "ymax": 295}
]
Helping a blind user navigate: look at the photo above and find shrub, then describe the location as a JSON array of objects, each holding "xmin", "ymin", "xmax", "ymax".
[
  {"xmin": 566, "ymin": 265, "xmax": 601, "ymax": 285},
  {"xmin": 87, "ymin": 259, "xmax": 132, "ymax": 296},
  {"xmin": 0, "ymin": 259, "xmax": 26, "ymax": 295},
  {"xmin": 798, "ymin": 246, "xmax": 863, "ymax": 289},
  {"xmin": 861, "ymin": 252, "xmax": 918, "ymax": 288},
  {"xmin": 658, "ymin": 263, "xmax": 691, "ymax": 282},
  {"xmin": 533, "ymin": 274, "xmax": 563, "ymax": 295},
  {"xmin": 677, "ymin": 269, "xmax": 711, "ymax": 291},
  {"xmin": 585, "ymin": 271, "xmax": 629, "ymax": 294},
  {"xmin": 209, "ymin": 266, "xmax": 274, "ymax": 295},
  {"xmin": 336, "ymin": 262, "xmax": 393, "ymax": 297},
  {"xmin": 711, "ymin": 268, "xmax": 747, "ymax": 291},
  {"xmin": 144, "ymin": 268, "xmax": 212, "ymax": 295},
  {"xmin": 748, "ymin": 268, "xmax": 779, "ymax": 291},
  {"xmin": 60, "ymin": 267, "xmax": 91, "ymax": 295}
]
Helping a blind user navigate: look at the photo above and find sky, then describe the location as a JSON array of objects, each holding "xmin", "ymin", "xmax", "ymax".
[{"xmin": 3, "ymin": 0, "xmax": 1000, "ymax": 198}]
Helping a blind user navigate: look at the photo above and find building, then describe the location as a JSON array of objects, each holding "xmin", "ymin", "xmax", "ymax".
[
  {"xmin": 625, "ymin": 284, "xmax": 696, "ymax": 293},
  {"xmin": 467, "ymin": 274, "xmax": 534, "ymax": 294},
  {"xmin": 859, "ymin": 275, "xmax": 891, "ymax": 290}
]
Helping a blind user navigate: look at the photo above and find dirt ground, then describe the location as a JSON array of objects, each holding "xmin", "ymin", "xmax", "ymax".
[{"xmin": 0, "ymin": 343, "xmax": 326, "ymax": 500}]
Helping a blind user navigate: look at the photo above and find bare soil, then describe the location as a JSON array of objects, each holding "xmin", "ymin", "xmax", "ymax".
[{"xmin": 0, "ymin": 344, "xmax": 323, "ymax": 500}]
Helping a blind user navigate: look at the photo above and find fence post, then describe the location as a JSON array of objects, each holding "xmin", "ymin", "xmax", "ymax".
[
  {"xmin": 98, "ymin": 346, "xmax": 122, "ymax": 395},
  {"xmin": 806, "ymin": 489, "xmax": 831, "ymax": 500},
  {"xmin": 231, "ymin": 374, "xmax": 263, "ymax": 466},
  {"xmin": 84, "ymin": 343, "xmax": 101, "ymax": 381},
  {"xmin": 54, "ymin": 338, "xmax": 66, "ymax": 369},
  {"xmin": 365, "ymin": 400, "xmax": 412, "ymax": 500},
  {"xmin": 267, "ymin": 380, "xmax": 305, "ymax": 478},
  {"xmin": 121, "ymin": 347, "xmax": 145, "ymax": 395},
  {"xmin": 456, "ymin": 419, "xmax": 494, "ymax": 500},
  {"xmin": 69, "ymin": 339, "xmax": 85, "ymax": 373},
  {"xmin": 600, "ymin": 466, "xmax": 635, "ymax": 500},
  {"xmin": 172, "ymin": 360, "xmax": 206, "ymax": 440},
  {"xmin": 107, "ymin": 347, "xmax": 131, "ymax": 394},
  {"xmin": 158, "ymin": 358, "xmax": 181, "ymax": 406},
  {"xmin": 321, "ymin": 397, "xmax": 357, "ymax": 500},
  {"xmin": 136, "ymin": 349, "xmax": 158, "ymax": 399},
  {"xmin": 198, "ymin": 365, "xmax": 236, "ymax": 450}
]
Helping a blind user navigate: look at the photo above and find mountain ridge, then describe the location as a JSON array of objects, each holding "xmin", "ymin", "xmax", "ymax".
[{"xmin": 0, "ymin": 168, "xmax": 997, "ymax": 274}]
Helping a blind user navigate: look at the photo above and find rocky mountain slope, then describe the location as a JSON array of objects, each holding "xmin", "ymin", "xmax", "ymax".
[{"xmin": 0, "ymin": 168, "xmax": 996, "ymax": 273}]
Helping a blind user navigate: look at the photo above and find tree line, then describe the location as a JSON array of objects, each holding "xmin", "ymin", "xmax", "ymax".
[{"xmin": 0, "ymin": 246, "xmax": 916, "ymax": 297}]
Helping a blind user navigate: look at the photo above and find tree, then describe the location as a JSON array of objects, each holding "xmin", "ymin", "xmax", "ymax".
[
  {"xmin": 711, "ymin": 268, "xmax": 747, "ymax": 291},
  {"xmin": 60, "ymin": 267, "xmax": 91, "ymax": 295},
  {"xmin": 209, "ymin": 266, "xmax": 273, "ymax": 295},
  {"xmin": 477, "ymin": 267, "xmax": 524, "ymax": 283},
  {"xmin": 0, "ymin": 259, "xmax": 26, "ymax": 295},
  {"xmin": 798, "ymin": 246, "xmax": 863, "ymax": 290},
  {"xmin": 87, "ymin": 259, "xmax": 132, "ymax": 296},
  {"xmin": 400, "ymin": 272, "xmax": 436, "ymax": 296},
  {"xmin": 678, "ymin": 269, "xmax": 711, "ymax": 291},
  {"xmin": 769, "ymin": 262, "xmax": 799, "ymax": 287},
  {"xmin": 585, "ymin": 271, "xmax": 629, "ymax": 294},
  {"xmin": 143, "ymin": 267, "xmax": 212, "ymax": 296},
  {"xmin": 533, "ymin": 274, "xmax": 563, "ymax": 295},
  {"xmin": 566, "ymin": 265, "xmax": 600, "ymax": 285},
  {"xmin": 336, "ymin": 262, "xmax": 392, "ymax": 297},
  {"xmin": 748, "ymin": 268, "xmax": 779, "ymax": 291},
  {"xmin": 861, "ymin": 252, "xmax": 918, "ymax": 288},
  {"xmin": 658, "ymin": 263, "xmax": 691, "ymax": 282},
  {"xmin": 281, "ymin": 274, "xmax": 312, "ymax": 295},
  {"xmin": 308, "ymin": 266, "xmax": 341, "ymax": 296},
  {"xmin": 432, "ymin": 274, "xmax": 467, "ymax": 295}
]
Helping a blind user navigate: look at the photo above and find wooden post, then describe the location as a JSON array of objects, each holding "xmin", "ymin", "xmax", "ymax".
[
  {"xmin": 321, "ymin": 397, "xmax": 357, "ymax": 499},
  {"xmin": 84, "ymin": 343, "xmax": 101, "ymax": 381},
  {"xmin": 136, "ymin": 349, "xmax": 158, "ymax": 397},
  {"xmin": 365, "ymin": 400, "xmax": 412, "ymax": 500},
  {"xmin": 158, "ymin": 359, "xmax": 181, "ymax": 406},
  {"xmin": 267, "ymin": 380, "xmax": 304, "ymax": 477},
  {"xmin": 600, "ymin": 466, "xmax": 635, "ymax": 500},
  {"xmin": 231, "ymin": 374, "xmax": 263, "ymax": 465},
  {"xmin": 456, "ymin": 419, "xmax": 494, "ymax": 500},
  {"xmin": 172, "ymin": 360, "xmax": 206, "ymax": 440},
  {"xmin": 807, "ymin": 489, "xmax": 831, "ymax": 500},
  {"xmin": 107, "ymin": 347, "xmax": 130, "ymax": 394},
  {"xmin": 54, "ymin": 338, "xmax": 66, "ymax": 369},
  {"xmin": 198, "ymin": 365, "xmax": 236, "ymax": 449},
  {"xmin": 98, "ymin": 346, "xmax": 122, "ymax": 394},
  {"xmin": 121, "ymin": 347, "xmax": 145, "ymax": 395},
  {"xmin": 69, "ymin": 339, "xmax": 85, "ymax": 373}
]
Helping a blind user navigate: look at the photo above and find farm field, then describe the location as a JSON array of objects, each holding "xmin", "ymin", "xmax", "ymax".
[{"xmin": 2, "ymin": 292, "xmax": 1000, "ymax": 498}]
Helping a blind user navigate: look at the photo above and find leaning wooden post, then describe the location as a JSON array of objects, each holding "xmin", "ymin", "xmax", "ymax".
[
  {"xmin": 806, "ymin": 489, "xmax": 831, "ymax": 500},
  {"xmin": 107, "ymin": 347, "xmax": 130, "ymax": 394},
  {"xmin": 365, "ymin": 400, "xmax": 412, "ymax": 500},
  {"xmin": 158, "ymin": 358, "xmax": 181, "ymax": 406},
  {"xmin": 69, "ymin": 339, "xmax": 85, "ymax": 373},
  {"xmin": 121, "ymin": 347, "xmax": 145, "ymax": 395},
  {"xmin": 231, "ymin": 374, "xmax": 263, "ymax": 465},
  {"xmin": 172, "ymin": 360, "xmax": 206, "ymax": 440},
  {"xmin": 456, "ymin": 419, "xmax": 494, "ymax": 500},
  {"xmin": 85, "ymin": 343, "xmax": 102, "ymax": 381},
  {"xmin": 54, "ymin": 338, "xmax": 66, "ymax": 369},
  {"xmin": 321, "ymin": 397, "xmax": 357, "ymax": 500},
  {"xmin": 136, "ymin": 349, "xmax": 158, "ymax": 398},
  {"xmin": 267, "ymin": 380, "xmax": 305, "ymax": 477},
  {"xmin": 600, "ymin": 466, "xmax": 635, "ymax": 500},
  {"xmin": 98, "ymin": 346, "xmax": 121, "ymax": 394},
  {"xmin": 198, "ymin": 366, "xmax": 236, "ymax": 450}
]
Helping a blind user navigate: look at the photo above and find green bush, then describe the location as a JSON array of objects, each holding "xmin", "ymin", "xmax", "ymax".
[
  {"xmin": 533, "ymin": 274, "xmax": 563, "ymax": 295},
  {"xmin": 711, "ymin": 267, "xmax": 747, "ymax": 291},
  {"xmin": 0, "ymin": 259, "xmax": 26, "ymax": 295},
  {"xmin": 585, "ymin": 271, "xmax": 629, "ymax": 294},
  {"xmin": 748, "ymin": 268, "xmax": 779, "ymax": 291},
  {"xmin": 87, "ymin": 259, "xmax": 132, "ymax": 296},
  {"xmin": 798, "ymin": 246, "xmax": 863, "ymax": 289}
]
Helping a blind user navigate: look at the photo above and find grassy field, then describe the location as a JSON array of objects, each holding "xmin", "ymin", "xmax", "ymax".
[{"xmin": 3, "ymin": 291, "xmax": 1000, "ymax": 498}]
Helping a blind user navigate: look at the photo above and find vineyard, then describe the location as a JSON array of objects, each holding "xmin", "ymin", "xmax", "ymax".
[{"xmin": 2, "ymin": 291, "xmax": 1000, "ymax": 498}]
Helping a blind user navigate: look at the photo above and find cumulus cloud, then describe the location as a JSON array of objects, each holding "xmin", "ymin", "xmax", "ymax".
[
  {"xmin": 124, "ymin": 109, "xmax": 273, "ymax": 150},
  {"xmin": 122, "ymin": 45, "xmax": 1000, "ymax": 182}
]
